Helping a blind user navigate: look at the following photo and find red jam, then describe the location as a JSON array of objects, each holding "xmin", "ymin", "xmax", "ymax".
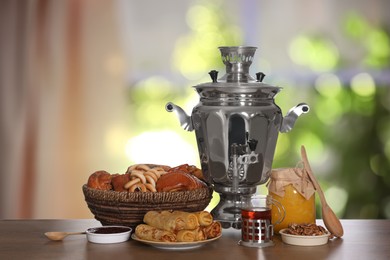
[{"xmin": 87, "ymin": 227, "xmax": 130, "ymax": 234}]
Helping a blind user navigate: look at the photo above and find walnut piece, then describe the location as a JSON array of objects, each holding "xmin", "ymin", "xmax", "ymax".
[{"xmin": 285, "ymin": 223, "xmax": 330, "ymax": 237}]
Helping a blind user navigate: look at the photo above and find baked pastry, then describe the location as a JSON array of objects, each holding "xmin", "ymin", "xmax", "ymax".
[
  {"xmin": 202, "ymin": 221, "xmax": 222, "ymax": 238},
  {"xmin": 87, "ymin": 171, "xmax": 112, "ymax": 190},
  {"xmin": 143, "ymin": 210, "xmax": 199, "ymax": 233},
  {"xmin": 156, "ymin": 170, "xmax": 206, "ymax": 192},
  {"xmin": 124, "ymin": 164, "xmax": 170, "ymax": 193},
  {"xmin": 135, "ymin": 210, "xmax": 222, "ymax": 243},
  {"xmin": 135, "ymin": 224, "xmax": 176, "ymax": 242},
  {"xmin": 111, "ymin": 173, "xmax": 130, "ymax": 192},
  {"xmin": 168, "ymin": 164, "xmax": 205, "ymax": 181},
  {"xmin": 86, "ymin": 164, "xmax": 206, "ymax": 193},
  {"xmin": 176, "ymin": 228, "xmax": 206, "ymax": 242},
  {"xmin": 195, "ymin": 211, "xmax": 213, "ymax": 226}
]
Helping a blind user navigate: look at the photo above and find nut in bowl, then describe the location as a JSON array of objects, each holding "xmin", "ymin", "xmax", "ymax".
[{"xmin": 279, "ymin": 224, "xmax": 330, "ymax": 246}]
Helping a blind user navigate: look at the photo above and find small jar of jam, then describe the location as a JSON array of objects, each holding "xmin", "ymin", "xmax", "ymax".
[{"xmin": 267, "ymin": 166, "xmax": 316, "ymax": 233}]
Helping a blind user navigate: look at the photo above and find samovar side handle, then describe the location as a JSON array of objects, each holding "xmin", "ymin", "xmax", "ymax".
[
  {"xmin": 165, "ymin": 102, "xmax": 194, "ymax": 131},
  {"xmin": 280, "ymin": 103, "xmax": 310, "ymax": 133}
]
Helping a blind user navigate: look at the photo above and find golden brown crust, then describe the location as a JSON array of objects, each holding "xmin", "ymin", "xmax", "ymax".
[
  {"xmin": 155, "ymin": 170, "xmax": 207, "ymax": 192},
  {"xmin": 129, "ymin": 183, "xmax": 147, "ymax": 192},
  {"xmin": 111, "ymin": 173, "xmax": 130, "ymax": 192},
  {"xmin": 202, "ymin": 221, "xmax": 222, "ymax": 239},
  {"xmin": 135, "ymin": 210, "xmax": 221, "ymax": 243},
  {"xmin": 135, "ymin": 224, "xmax": 176, "ymax": 242},
  {"xmin": 168, "ymin": 164, "xmax": 205, "ymax": 181},
  {"xmin": 86, "ymin": 164, "xmax": 206, "ymax": 193},
  {"xmin": 176, "ymin": 229, "xmax": 197, "ymax": 242},
  {"xmin": 143, "ymin": 210, "xmax": 199, "ymax": 232},
  {"xmin": 87, "ymin": 171, "xmax": 112, "ymax": 190},
  {"xmin": 196, "ymin": 211, "xmax": 213, "ymax": 226}
]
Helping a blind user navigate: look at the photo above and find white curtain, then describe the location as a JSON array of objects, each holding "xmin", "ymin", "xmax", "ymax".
[{"xmin": 0, "ymin": 0, "xmax": 129, "ymax": 219}]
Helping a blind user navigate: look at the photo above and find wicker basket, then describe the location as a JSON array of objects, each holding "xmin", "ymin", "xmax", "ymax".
[{"xmin": 82, "ymin": 184, "xmax": 213, "ymax": 228}]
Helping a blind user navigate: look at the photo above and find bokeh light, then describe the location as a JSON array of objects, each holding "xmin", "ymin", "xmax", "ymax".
[
  {"xmin": 343, "ymin": 11, "xmax": 369, "ymax": 38},
  {"xmin": 289, "ymin": 35, "xmax": 339, "ymax": 72},
  {"xmin": 274, "ymin": 134, "xmax": 291, "ymax": 159},
  {"xmin": 364, "ymin": 29, "xmax": 390, "ymax": 67},
  {"xmin": 325, "ymin": 186, "xmax": 348, "ymax": 217},
  {"xmin": 105, "ymin": 125, "xmax": 131, "ymax": 158},
  {"xmin": 315, "ymin": 73, "xmax": 342, "ymax": 98},
  {"xmin": 315, "ymin": 97, "xmax": 343, "ymax": 125},
  {"xmin": 186, "ymin": 5, "xmax": 218, "ymax": 32},
  {"xmin": 365, "ymin": 29, "xmax": 390, "ymax": 59},
  {"xmin": 125, "ymin": 131, "xmax": 198, "ymax": 166},
  {"xmin": 294, "ymin": 132, "xmax": 324, "ymax": 161},
  {"xmin": 172, "ymin": 1, "xmax": 243, "ymax": 81},
  {"xmin": 350, "ymin": 72, "xmax": 376, "ymax": 97}
]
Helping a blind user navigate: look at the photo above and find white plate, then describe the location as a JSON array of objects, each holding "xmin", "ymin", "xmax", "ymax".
[
  {"xmin": 131, "ymin": 233, "xmax": 221, "ymax": 250},
  {"xmin": 279, "ymin": 228, "xmax": 330, "ymax": 246}
]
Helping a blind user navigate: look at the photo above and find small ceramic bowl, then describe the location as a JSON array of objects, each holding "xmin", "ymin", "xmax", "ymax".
[
  {"xmin": 86, "ymin": 226, "xmax": 131, "ymax": 244},
  {"xmin": 279, "ymin": 228, "xmax": 330, "ymax": 246}
]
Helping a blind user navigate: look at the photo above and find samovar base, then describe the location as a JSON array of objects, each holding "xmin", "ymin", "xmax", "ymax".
[{"xmin": 211, "ymin": 186, "xmax": 257, "ymax": 229}]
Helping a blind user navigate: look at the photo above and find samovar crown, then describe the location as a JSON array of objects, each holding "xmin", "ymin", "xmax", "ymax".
[{"xmin": 218, "ymin": 46, "xmax": 257, "ymax": 83}]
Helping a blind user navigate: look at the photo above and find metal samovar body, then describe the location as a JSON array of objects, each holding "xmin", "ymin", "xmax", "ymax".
[{"xmin": 166, "ymin": 46, "xmax": 309, "ymax": 228}]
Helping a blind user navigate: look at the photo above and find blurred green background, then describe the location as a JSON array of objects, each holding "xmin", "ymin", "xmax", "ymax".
[{"xmin": 124, "ymin": 1, "xmax": 390, "ymax": 219}]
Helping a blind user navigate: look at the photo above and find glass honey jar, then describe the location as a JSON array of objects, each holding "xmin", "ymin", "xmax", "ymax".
[{"xmin": 267, "ymin": 166, "xmax": 316, "ymax": 233}]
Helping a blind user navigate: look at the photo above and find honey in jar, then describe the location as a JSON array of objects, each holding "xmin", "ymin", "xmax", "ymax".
[{"xmin": 267, "ymin": 166, "xmax": 316, "ymax": 233}]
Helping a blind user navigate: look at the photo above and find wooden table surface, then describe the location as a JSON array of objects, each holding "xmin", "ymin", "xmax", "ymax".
[{"xmin": 0, "ymin": 219, "xmax": 389, "ymax": 260}]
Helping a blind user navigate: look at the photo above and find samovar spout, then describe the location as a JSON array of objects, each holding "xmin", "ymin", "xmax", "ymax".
[
  {"xmin": 165, "ymin": 102, "xmax": 194, "ymax": 131},
  {"xmin": 280, "ymin": 103, "xmax": 310, "ymax": 133}
]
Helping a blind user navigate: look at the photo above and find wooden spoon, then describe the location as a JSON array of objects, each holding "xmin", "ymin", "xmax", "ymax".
[
  {"xmin": 301, "ymin": 145, "xmax": 344, "ymax": 238},
  {"xmin": 45, "ymin": 231, "xmax": 85, "ymax": 241}
]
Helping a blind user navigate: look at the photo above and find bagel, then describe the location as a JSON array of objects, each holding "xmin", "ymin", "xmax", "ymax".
[
  {"xmin": 124, "ymin": 178, "xmax": 141, "ymax": 189},
  {"xmin": 147, "ymin": 169, "xmax": 162, "ymax": 179},
  {"xmin": 145, "ymin": 183, "xmax": 157, "ymax": 192},
  {"xmin": 144, "ymin": 175, "xmax": 156, "ymax": 187},
  {"xmin": 144, "ymin": 171, "xmax": 158, "ymax": 181},
  {"xmin": 130, "ymin": 170, "xmax": 147, "ymax": 184},
  {"xmin": 135, "ymin": 164, "xmax": 151, "ymax": 171},
  {"xmin": 129, "ymin": 183, "xmax": 147, "ymax": 192}
]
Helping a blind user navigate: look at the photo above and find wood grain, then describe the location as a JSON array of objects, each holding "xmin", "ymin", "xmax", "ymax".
[{"xmin": 0, "ymin": 219, "xmax": 389, "ymax": 259}]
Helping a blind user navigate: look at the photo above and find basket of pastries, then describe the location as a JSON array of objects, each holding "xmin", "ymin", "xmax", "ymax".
[{"xmin": 82, "ymin": 164, "xmax": 213, "ymax": 229}]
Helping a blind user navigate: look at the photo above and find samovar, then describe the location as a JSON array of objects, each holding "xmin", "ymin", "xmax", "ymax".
[{"xmin": 166, "ymin": 46, "xmax": 309, "ymax": 228}]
